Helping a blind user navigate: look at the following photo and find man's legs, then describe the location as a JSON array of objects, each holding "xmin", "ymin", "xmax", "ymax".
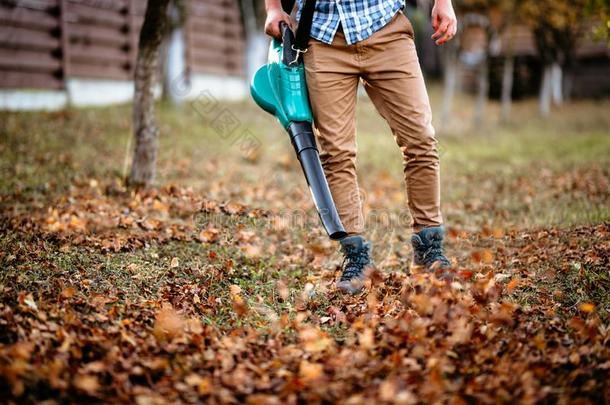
[
  {"xmin": 303, "ymin": 30, "xmax": 364, "ymax": 235},
  {"xmin": 304, "ymin": 30, "xmax": 375, "ymax": 293},
  {"xmin": 361, "ymin": 12, "xmax": 450, "ymax": 271},
  {"xmin": 360, "ymin": 12, "xmax": 443, "ymax": 232}
]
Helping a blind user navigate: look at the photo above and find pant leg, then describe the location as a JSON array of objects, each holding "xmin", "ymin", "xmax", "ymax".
[
  {"xmin": 361, "ymin": 12, "xmax": 443, "ymax": 231},
  {"xmin": 303, "ymin": 31, "xmax": 364, "ymax": 235}
]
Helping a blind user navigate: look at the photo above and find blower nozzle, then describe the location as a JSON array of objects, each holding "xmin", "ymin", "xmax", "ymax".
[{"xmin": 250, "ymin": 24, "xmax": 347, "ymax": 240}]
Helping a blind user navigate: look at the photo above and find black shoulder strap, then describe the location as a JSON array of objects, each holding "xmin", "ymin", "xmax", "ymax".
[
  {"xmin": 295, "ymin": 0, "xmax": 316, "ymax": 51},
  {"xmin": 281, "ymin": 0, "xmax": 316, "ymax": 52}
]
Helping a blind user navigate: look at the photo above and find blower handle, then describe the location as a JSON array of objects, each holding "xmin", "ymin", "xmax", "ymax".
[{"xmin": 279, "ymin": 21, "xmax": 299, "ymax": 66}]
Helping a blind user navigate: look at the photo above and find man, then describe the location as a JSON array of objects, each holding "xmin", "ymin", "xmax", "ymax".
[{"xmin": 264, "ymin": 0, "xmax": 457, "ymax": 293}]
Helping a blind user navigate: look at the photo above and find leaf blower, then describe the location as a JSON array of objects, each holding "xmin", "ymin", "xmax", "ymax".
[{"xmin": 250, "ymin": 0, "xmax": 347, "ymax": 240}]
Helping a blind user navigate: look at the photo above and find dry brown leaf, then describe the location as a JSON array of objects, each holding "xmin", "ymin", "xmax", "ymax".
[
  {"xmin": 74, "ymin": 374, "xmax": 100, "ymax": 395},
  {"xmin": 299, "ymin": 361, "xmax": 323, "ymax": 383},
  {"xmin": 506, "ymin": 278, "xmax": 519, "ymax": 292},
  {"xmin": 199, "ymin": 227, "xmax": 220, "ymax": 243},
  {"xmin": 359, "ymin": 328, "xmax": 375, "ymax": 350},
  {"xmin": 61, "ymin": 286, "xmax": 76, "ymax": 299},
  {"xmin": 153, "ymin": 304, "xmax": 184, "ymax": 340},
  {"xmin": 481, "ymin": 249, "xmax": 494, "ymax": 264},
  {"xmin": 277, "ymin": 279, "xmax": 289, "ymax": 301}
]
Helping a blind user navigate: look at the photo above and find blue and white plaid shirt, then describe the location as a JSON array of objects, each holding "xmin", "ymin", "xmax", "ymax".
[{"xmin": 297, "ymin": 0, "xmax": 405, "ymax": 45}]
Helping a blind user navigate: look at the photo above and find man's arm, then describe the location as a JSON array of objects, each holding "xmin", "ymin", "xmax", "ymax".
[
  {"xmin": 431, "ymin": 0, "xmax": 457, "ymax": 45},
  {"xmin": 264, "ymin": 0, "xmax": 293, "ymax": 39}
]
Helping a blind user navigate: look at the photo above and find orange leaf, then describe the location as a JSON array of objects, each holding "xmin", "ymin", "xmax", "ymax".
[
  {"xmin": 199, "ymin": 227, "xmax": 220, "ymax": 243},
  {"xmin": 299, "ymin": 361, "xmax": 323, "ymax": 383},
  {"xmin": 358, "ymin": 328, "xmax": 375, "ymax": 350},
  {"xmin": 74, "ymin": 374, "xmax": 100, "ymax": 395},
  {"xmin": 231, "ymin": 295, "xmax": 249, "ymax": 317},
  {"xmin": 61, "ymin": 287, "xmax": 76, "ymax": 299},
  {"xmin": 153, "ymin": 304, "xmax": 184, "ymax": 340},
  {"xmin": 481, "ymin": 250, "xmax": 494, "ymax": 264},
  {"xmin": 579, "ymin": 303, "xmax": 595, "ymax": 313}
]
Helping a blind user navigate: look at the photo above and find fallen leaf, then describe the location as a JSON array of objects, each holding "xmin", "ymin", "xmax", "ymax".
[
  {"xmin": 579, "ymin": 303, "xmax": 595, "ymax": 313},
  {"xmin": 507, "ymin": 278, "xmax": 519, "ymax": 292},
  {"xmin": 199, "ymin": 227, "xmax": 220, "ymax": 243},
  {"xmin": 153, "ymin": 304, "xmax": 184, "ymax": 340},
  {"xmin": 299, "ymin": 361, "xmax": 323, "ymax": 383},
  {"xmin": 74, "ymin": 374, "xmax": 99, "ymax": 395}
]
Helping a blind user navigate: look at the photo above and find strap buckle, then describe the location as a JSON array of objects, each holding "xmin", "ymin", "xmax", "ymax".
[{"xmin": 290, "ymin": 45, "xmax": 308, "ymax": 65}]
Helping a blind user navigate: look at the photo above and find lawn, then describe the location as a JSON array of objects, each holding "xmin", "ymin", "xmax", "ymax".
[{"xmin": 0, "ymin": 86, "xmax": 609, "ymax": 403}]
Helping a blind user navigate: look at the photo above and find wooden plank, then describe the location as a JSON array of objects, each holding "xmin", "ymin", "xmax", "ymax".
[
  {"xmin": 68, "ymin": 62, "xmax": 130, "ymax": 80},
  {"xmin": 0, "ymin": 7, "xmax": 58, "ymax": 30},
  {"xmin": 188, "ymin": 18, "xmax": 243, "ymax": 39},
  {"xmin": 66, "ymin": 2, "xmax": 127, "ymax": 28},
  {"xmin": 68, "ymin": 0, "xmax": 126, "ymax": 13},
  {"xmin": 69, "ymin": 43, "xmax": 131, "ymax": 62},
  {"xmin": 187, "ymin": 2, "xmax": 241, "ymax": 21},
  {"xmin": 0, "ymin": 0, "xmax": 58, "ymax": 11},
  {"xmin": 128, "ymin": 0, "xmax": 138, "ymax": 77},
  {"xmin": 188, "ymin": 35, "xmax": 245, "ymax": 53},
  {"xmin": 60, "ymin": 0, "xmax": 69, "ymax": 78},
  {"xmin": 0, "ymin": 26, "xmax": 60, "ymax": 51},
  {"xmin": 132, "ymin": 0, "xmax": 147, "ymax": 16},
  {"xmin": 190, "ymin": 63, "xmax": 243, "ymax": 76},
  {"xmin": 68, "ymin": 23, "xmax": 129, "ymax": 48},
  {"xmin": 69, "ymin": 48, "xmax": 130, "ymax": 65},
  {"xmin": 0, "ymin": 48, "xmax": 61, "ymax": 72},
  {"xmin": 189, "ymin": 46, "xmax": 242, "ymax": 63},
  {"xmin": 576, "ymin": 41, "xmax": 610, "ymax": 58},
  {"xmin": 186, "ymin": 19, "xmax": 245, "ymax": 42},
  {"xmin": 189, "ymin": 0, "xmax": 243, "ymax": 10},
  {"xmin": 193, "ymin": 54, "xmax": 245, "ymax": 66},
  {"xmin": 70, "ymin": 55, "xmax": 131, "ymax": 71},
  {"xmin": 0, "ymin": 70, "xmax": 63, "ymax": 89},
  {"xmin": 183, "ymin": 1, "xmax": 193, "ymax": 79}
]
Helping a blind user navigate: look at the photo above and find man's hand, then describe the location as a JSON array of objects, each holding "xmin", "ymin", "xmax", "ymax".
[
  {"xmin": 431, "ymin": 0, "xmax": 457, "ymax": 45},
  {"xmin": 264, "ymin": 7, "xmax": 293, "ymax": 39}
]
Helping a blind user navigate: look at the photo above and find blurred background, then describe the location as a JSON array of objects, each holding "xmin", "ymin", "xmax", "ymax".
[
  {"xmin": 1, "ymin": 0, "xmax": 608, "ymax": 115},
  {"xmin": 0, "ymin": 0, "xmax": 609, "ymax": 252}
]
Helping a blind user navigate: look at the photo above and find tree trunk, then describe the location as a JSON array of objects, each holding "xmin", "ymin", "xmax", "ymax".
[
  {"xmin": 551, "ymin": 61, "xmax": 563, "ymax": 106},
  {"xmin": 500, "ymin": 55, "xmax": 514, "ymax": 123},
  {"xmin": 241, "ymin": 0, "xmax": 268, "ymax": 84},
  {"xmin": 539, "ymin": 64, "xmax": 552, "ymax": 117},
  {"xmin": 473, "ymin": 59, "xmax": 488, "ymax": 127},
  {"xmin": 439, "ymin": 44, "xmax": 458, "ymax": 131},
  {"xmin": 563, "ymin": 66, "xmax": 574, "ymax": 102},
  {"xmin": 498, "ymin": 14, "xmax": 515, "ymax": 124},
  {"xmin": 163, "ymin": 25, "xmax": 187, "ymax": 104},
  {"xmin": 162, "ymin": 3, "xmax": 187, "ymax": 105},
  {"xmin": 129, "ymin": 0, "xmax": 171, "ymax": 187}
]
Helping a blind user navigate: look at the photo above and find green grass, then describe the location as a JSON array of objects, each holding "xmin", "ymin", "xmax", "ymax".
[
  {"xmin": 1, "ymin": 85, "xmax": 609, "ymax": 321},
  {"xmin": 1, "ymin": 89, "xmax": 609, "ymax": 402}
]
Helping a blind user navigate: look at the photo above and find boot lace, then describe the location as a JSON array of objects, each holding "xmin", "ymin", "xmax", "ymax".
[
  {"xmin": 420, "ymin": 234, "xmax": 450, "ymax": 267},
  {"xmin": 340, "ymin": 246, "xmax": 369, "ymax": 282}
]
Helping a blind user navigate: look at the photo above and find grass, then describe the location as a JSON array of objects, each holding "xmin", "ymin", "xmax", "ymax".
[{"xmin": 0, "ymin": 84, "xmax": 608, "ymax": 402}]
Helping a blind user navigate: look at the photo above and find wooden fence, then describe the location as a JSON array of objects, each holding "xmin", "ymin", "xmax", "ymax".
[
  {"xmin": 0, "ymin": 0, "xmax": 245, "ymax": 91},
  {"xmin": 185, "ymin": 0, "xmax": 244, "ymax": 77}
]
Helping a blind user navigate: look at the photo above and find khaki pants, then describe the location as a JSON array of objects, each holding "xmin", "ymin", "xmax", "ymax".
[{"xmin": 303, "ymin": 11, "xmax": 442, "ymax": 235}]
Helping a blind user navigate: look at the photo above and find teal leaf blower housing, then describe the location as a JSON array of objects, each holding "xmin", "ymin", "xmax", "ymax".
[{"xmin": 250, "ymin": 23, "xmax": 347, "ymax": 240}]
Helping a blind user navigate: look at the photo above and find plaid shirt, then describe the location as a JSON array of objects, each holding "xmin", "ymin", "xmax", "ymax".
[{"xmin": 297, "ymin": 0, "xmax": 404, "ymax": 45}]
